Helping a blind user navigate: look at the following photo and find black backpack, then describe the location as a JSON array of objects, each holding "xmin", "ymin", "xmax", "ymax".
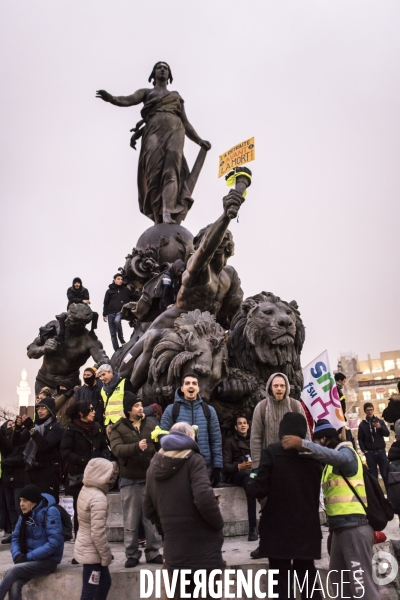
[
  {"xmin": 44, "ymin": 504, "xmax": 73, "ymax": 541},
  {"xmin": 171, "ymin": 401, "xmax": 211, "ymax": 439},
  {"xmin": 340, "ymin": 465, "xmax": 394, "ymax": 531}
]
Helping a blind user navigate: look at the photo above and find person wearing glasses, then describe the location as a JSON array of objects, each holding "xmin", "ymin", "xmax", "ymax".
[{"xmin": 60, "ymin": 401, "xmax": 110, "ymax": 548}]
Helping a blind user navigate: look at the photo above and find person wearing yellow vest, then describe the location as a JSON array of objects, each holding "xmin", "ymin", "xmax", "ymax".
[
  {"xmin": 97, "ymin": 364, "xmax": 136, "ymax": 427},
  {"xmin": 282, "ymin": 419, "xmax": 380, "ymax": 600}
]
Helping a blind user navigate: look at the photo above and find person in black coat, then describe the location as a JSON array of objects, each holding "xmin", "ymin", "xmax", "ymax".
[
  {"xmin": 74, "ymin": 367, "xmax": 105, "ymax": 427},
  {"xmin": 67, "ymin": 277, "xmax": 90, "ymax": 309},
  {"xmin": 103, "ymin": 274, "xmax": 135, "ymax": 351},
  {"xmin": 246, "ymin": 413, "xmax": 323, "ymax": 600},
  {"xmin": 60, "ymin": 400, "xmax": 109, "ymax": 537},
  {"xmin": 223, "ymin": 415, "xmax": 257, "ymax": 541},
  {"xmin": 12, "ymin": 398, "xmax": 64, "ymax": 503},
  {"xmin": 382, "ymin": 383, "xmax": 400, "ymax": 425}
]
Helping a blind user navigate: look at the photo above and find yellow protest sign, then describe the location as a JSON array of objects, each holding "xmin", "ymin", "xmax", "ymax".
[{"xmin": 218, "ymin": 137, "xmax": 255, "ymax": 178}]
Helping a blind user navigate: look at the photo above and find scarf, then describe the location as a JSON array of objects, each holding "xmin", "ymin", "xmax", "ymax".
[
  {"xmin": 23, "ymin": 416, "xmax": 54, "ymax": 466},
  {"xmin": 103, "ymin": 372, "xmax": 121, "ymax": 396},
  {"xmin": 73, "ymin": 419, "xmax": 96, "ymax": 437}
]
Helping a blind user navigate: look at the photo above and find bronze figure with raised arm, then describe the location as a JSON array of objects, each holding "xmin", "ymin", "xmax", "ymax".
[{"xmin": 96, "ymin": 61, "xmax": 211, "ymax": 225}]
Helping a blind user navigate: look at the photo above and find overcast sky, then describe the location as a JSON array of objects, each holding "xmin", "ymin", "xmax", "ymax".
[{"xmin": 1, "ymin": 1, "xmax": 399, "ymax": 410}]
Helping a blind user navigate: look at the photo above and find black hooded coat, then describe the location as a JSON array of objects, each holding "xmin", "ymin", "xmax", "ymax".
[{"xmin": 67, "ymin": 277, "xmax": 90, "ymax": 308}]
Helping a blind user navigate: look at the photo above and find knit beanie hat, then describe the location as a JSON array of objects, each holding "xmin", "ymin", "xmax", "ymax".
[
  {"xmin": 313, "ymin": 419, "xmax": 337, "ymax": 440},
  {"xmin": 279, "ymin": 412, "xmax": 307, "ymax": 439},
  {"xmin": 36, "ymin": 396, "xmax": 56, "ymax": 417},
  {"xmin": 19, "ymin": 485, "xmax": 42, "ymax": 505},
  {"xmin": 123, "ymin": 392, "xmax": 140, "ymax": 417}
]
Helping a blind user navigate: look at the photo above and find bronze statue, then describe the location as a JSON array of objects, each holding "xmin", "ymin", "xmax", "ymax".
[
  {"xmin": 118, "ymin": 178, "xmax": 251, "ymax": 391},
  {"xmin": 27, "ymin": 304, "xmax": 109, "ymax": 395},
  {"xmin": 96, "ymin": 61, "xmax": 211, "ymax": 225}
]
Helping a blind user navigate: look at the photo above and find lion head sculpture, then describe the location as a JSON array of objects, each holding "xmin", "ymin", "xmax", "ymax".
[{"xmin": 146, "ymin": 309, "xmax": 228, "ymax": 406}]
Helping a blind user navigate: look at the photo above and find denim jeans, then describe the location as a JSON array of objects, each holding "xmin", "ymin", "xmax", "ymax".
[
  {"xmin": 107, "ymin": 312, "xmax": 124, "ymax": 351},
  {"xmin": 232, "ymin": 470, "xmax": 257, "ymax": 529},
  {"xmin": 80, "ymin": 564, "xmax": 111, "ymax": 600},
  {"xmin": 0, "ymin": 559, "xmax": 58, "ymax": 600},
  {"xmin": 120, "ymin": 482, "xmax": 161, "ymax": 560},
  {"xmin": 365, "ymin": 449, "xmax": 389, "ymax": 487}
]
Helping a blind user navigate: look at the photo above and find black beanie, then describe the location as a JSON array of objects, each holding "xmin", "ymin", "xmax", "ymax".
[
  {"xmin": 36, "ymin": 397, "xmax": 56, "ymax": 417},
  {"xmin": 123, "ymin": 392, "xmax": 140, "ymax": 417},
  {"xmin": 19, "ymin": 485, "xmax": 42, "ymax": 505},
  {"xmin": 279, "ymin": 412, "xmax": 307, "ymax": 439},
  {"xmin": 313, "ymin": 419, "xmax": 337, "ymax": 439}
]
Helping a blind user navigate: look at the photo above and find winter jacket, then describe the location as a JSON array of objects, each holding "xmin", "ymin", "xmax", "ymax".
[
  {"xmin": 388, "ymin": 440, "xmax": 400, "ymax": 462},
  {"xmin": 246, "ymin": 442, "xmax": 322, "ymax": 559},
  {"xmin": 74, "ymin": 458, "xmax": 117, "ymax": 566},
  {"xmin": 1, "ymin": 429, "xmax": 29, "ymax": 489},
  {"xmin": 358, "ymin": 417, "xmax": 389, "ymax": 452},
  {"xmin": 60, "ymin": 421, "xmax": 109, "ymax": 482},
  {"xmin": 12, "ymin": 417, "xmax": 64, "ymax": 467},
  {"xmin": 382, "ymin": 394, "xmax": 400, "ymax": 424},
  {"xmin": 55, "ymin": 391, "xmax": 75, "ymax": 427},
  {"xmin": 67, "ymin": 278, "xmax": 90, "ymax": 308},
  {"xmin": 143, "ymin": 432, "xmax": 224, "ymax": 571},
  {"xmin": 74, "ymin": 381, "xmax": 104, "ymax": 426},
  {"xmin": 223, "ymin": 430, "xmax": 251, "ymax": 476},
  {"xmin": 11, "ymin": 493, "xmax": 64, "ymax": 564},
  {"xmin": 109, "ymin": 416, "xmax": 158, "ymax": 479},
  {"xmin": 250, "ymin": 372, "xmax": 310, "ymax": 468},
  {"xmin": 160, "ymin": 389, "xmax": 223, "ymax": 468},
  {"xmin": 103, "ymin": 282, "xmax": 134, "ymax": 316}
]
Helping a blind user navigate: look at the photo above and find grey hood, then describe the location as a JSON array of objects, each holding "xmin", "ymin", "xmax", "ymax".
[{"xmin": 265, "ymin": 372, "xmax": 291, "ymax": 401}]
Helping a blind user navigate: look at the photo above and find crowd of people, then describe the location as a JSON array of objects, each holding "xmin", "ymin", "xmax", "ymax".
[{"xmin": 0, "ymin": 356, "xmax": 400, "ymax": 598}]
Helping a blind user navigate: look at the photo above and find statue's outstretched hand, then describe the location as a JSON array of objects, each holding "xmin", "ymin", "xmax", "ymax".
[
  {"xmin": 200, "ymin": 140, "xmax": 211, "ymax": 151},
  {"xmin": 43, "ymin": 338, "xmax": 59, "ymax": 353},
  {"xmin": 96, "ymin": 90, "xmax": 111, "ymax": 102},
  {"xmin": 223, "ymin": 189, "xmax": 243, "ymax": 220}
]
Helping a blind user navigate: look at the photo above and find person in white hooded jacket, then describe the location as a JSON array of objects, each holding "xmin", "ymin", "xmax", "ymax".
[
  {"xmin": 250, "ymin": 372, "xmax": 310, "ymax": 469},
  {"xmin": 74, "ymin": 458, "xmax": 118, "ymax": 600}
]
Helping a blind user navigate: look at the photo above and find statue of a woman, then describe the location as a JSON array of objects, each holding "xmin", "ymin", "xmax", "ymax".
[{"xmin": 96, "ymin": 61, "xmax": 211, "ymax": 225}]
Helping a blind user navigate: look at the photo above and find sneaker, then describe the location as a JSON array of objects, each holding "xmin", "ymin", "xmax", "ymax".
[
  {"xmin": 248, "ymin": 528, "xmax": 258, "ymax": 542},
  {"xmin": 120, "ymin": 339, "xmax": 126, "ymax": 345},
  {"xmin": 125, "ymin": 557, "xmax": 139, "ymax": 568},
  {"xmin": 1, "ymin": 535, "xmax": 12, "ymax": 545},
  {"xmin": 147, "ymin": 554, "xmax": 163, "ymax": 565},
  {"xmin": 71, "ymin": 558, "xmax": 79, "ymax": 564}
]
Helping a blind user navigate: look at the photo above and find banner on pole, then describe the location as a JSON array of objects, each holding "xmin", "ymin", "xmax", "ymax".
[
  {"xmin": 218, "ymin": 137, "xmax": 255, "ymax": 177},
  {"xmin": 301, "ymin": 350, "xmax": 345, "ymax": 430}
]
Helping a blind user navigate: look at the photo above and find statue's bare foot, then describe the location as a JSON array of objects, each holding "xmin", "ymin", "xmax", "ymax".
[{"xmin": 163, "ymin": 211, "xmax": 177, "ymax": 224}]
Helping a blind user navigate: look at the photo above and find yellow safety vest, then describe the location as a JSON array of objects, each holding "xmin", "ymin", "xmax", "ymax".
[
  {"xmin": 101, "ymin": 379, "xmax": 126, "ymax": 425},
  {"xmin": 321, "ymin": 443, "xmax": 367, "ymax": 517}
]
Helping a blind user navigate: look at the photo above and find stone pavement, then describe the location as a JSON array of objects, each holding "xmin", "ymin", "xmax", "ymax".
[{"xmin": 0, "ymin": 518, "xmax": 399, "ymax": 599}]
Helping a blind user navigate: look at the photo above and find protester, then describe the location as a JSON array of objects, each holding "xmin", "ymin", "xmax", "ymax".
[
  {"xmin": 382, "ymin": 382, "xmax": 400, "ymax": 425},
  {"xmin": 74, "ymin": 458, "xmax": 118, "ymax": 600},
  {"xmin": 160, "ymin": 374, "xmax": 223, "ymax": 486},
  {"xmin": 358, "ymin": 402, "xmax": 389, "ymax": 487},
  {"xmin": 0, "ymin": 485, "xmax": 64, "ymax": 599},
  {"xmin": 246, "ymin": 413, "xmax": 322, "ymax": 598},
  {"xmin": 103, "ymin": 274, "xmax": 133, "ymax": 351},
  {"xmin": 334, "ymin": 372, "xmax": 347, "ymax": 419},
  {"xmin": 97, "ymin": 364, "xmax": 136, "ymax": 429},
  {"xmin": 36, "ymin": 387, "xmax": 52, "ymax": 403},
  {"xmin": 159, "ymin": 259, "xmax": 185, "ymax": 312},
  {"xmin": 143, "ymin": 422, "xmax": 224, "ymax": 597},
  {"xmin": 282, "ymin": 419, "xmax": 380, "ymax": 600},
  {"xmin": 60, "ymin": 401, "xmax": 110, "ymax": 542},
  {"xmin": 74, "ymin": 367, "xmax": 104, "ymax": 427},
  {"xmin": 109, "ymin": 393, "xmax": 162, "ymax": 568},
  {"xmin": 143, "ymin": 403, "xmax": 163, "ymax": 422},
  {"xmin": 250, "ymin": 373, "xmax": 310, "ymax": 469},
  {"xmin": 54, "ymin": 379, "xmax": 75, "ymax": 427},
  {"xmin": 223, "ymin": 415, "xmax": 257, "ymax": 541},
  {"xmin": 67, "ymin": 277, "xmax": 90, "ymax": 309},
  {"xmin": 12, "ymin": 399, "xmax": 64, "ymax": 502},
  {"xmin": 0, "ymin": 422, "xmax": 15, "ymax": 543}
]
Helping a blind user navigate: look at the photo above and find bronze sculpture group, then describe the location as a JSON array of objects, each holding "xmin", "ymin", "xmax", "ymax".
[{"xmin": 28, "ymin": 61, "xmax": 305, "ymax": 425}]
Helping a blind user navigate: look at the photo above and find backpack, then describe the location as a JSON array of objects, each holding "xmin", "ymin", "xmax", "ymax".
[
  {"xmin": 340, "ymin": 465, "xmax": 394, "ymax": 531},
  {"xmin": 386, "ymin": 459, "xmax": 400, "ymax": 513},
  {"xmin": 171, "ymin": 401, "xmax": 211, "ymax": 439},
  {"xmin": 44, "ymin": 504, "xmax": 73, "ymax": 541}
]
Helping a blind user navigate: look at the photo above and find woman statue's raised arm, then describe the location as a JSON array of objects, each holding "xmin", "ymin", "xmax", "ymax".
[{"xmin": 95, "ymin": 88, "xmax": 147, "ymax": 107}]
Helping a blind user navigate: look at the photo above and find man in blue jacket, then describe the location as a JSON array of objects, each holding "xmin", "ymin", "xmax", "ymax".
[
  {"xmin": 0, "ymin": 485, "xmax": 64, "ymax": 600},
  {"xmin": 160, "ymin": 374, "xmax": 223, "ymax": 486}
]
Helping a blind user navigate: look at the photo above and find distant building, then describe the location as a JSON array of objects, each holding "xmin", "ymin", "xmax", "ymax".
[{"xmin": 338, "ymin": 350, "xmax": 400, "ymax": 419}]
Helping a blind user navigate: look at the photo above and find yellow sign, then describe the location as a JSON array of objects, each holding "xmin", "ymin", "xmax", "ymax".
[{"xmin": 218, "ymin": 137, "xmax": 255, "ymax": 178}]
